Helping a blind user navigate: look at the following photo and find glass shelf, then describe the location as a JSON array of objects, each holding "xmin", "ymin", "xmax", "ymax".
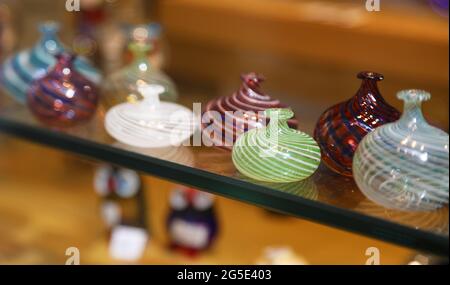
[{"xmin": 0, "ymin": 95, "xmax": 448, "ymax": 256}]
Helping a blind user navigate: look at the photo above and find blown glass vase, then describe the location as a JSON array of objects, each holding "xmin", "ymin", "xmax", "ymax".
[
  {"xmin": 203, "ymin": 73, "xmax": 298, "ymax": 150},
  {"xmin": 102, "ymin": 42, "xmax": 177, "ymax": 110},
  {"xmin": 314, "ymin": 71, "xmax": 400, "ymax": 177},
  {"xmin": 232, "ymin": 109, "xmax": 320, "ymax": 183},
  {"xmin": 27, "ymin": 53, "xmax": 99, "ymax": 127},
  {"xmin": 123, "ymin": 23, "xmax": 165, "ymax": 70},
  {"xmin": 105, "ymin": 83, "xmax": 196, "ymax": 148},
  {"xmin": 0, "ymin": 21, "xmax": 101, "ymax": 103},
  {"xmin": 353, "ymin": 90, "xmax": 449, "ymax": 211}
]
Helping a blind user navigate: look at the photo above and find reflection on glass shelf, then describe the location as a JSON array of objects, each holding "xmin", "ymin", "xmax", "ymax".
[
  {"xmin": 239, "ymin": 175, "xmax": 319, "ymax": 201},
  {"xmin": 0, "ymin": 95, "xmax": 447, "ymax": 255},
  {"xmin": 356, "ymin": 200, "xmax": 449, "ymax": 235},
  {"xmin": 117, "ymin": 143, "xmax": 196, "ymax": 167}
]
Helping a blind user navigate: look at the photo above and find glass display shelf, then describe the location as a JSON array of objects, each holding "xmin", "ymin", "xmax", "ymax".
[{"xmin": 0, "ymin": 95, "xmax": 448, "ymax": 256}]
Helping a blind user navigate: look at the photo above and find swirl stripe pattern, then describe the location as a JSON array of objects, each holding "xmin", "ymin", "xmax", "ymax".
[
  {"xmin": 353, "ymin": 90, "xmax": 449, "ymax": 211},
  {"xmin": 232, "ymin": 109, "xmax": 320, "ymax": 183},
  {"xmin": 314, "ymin": 72, "xmax": 400, "ymax": 176},
  {"xmin": 203, "ymin": 73, "xmax": 298, "ymax": 149},
  {"xmin": 0, "ymin": 22, "xmax": 101, "ymax": 103}
]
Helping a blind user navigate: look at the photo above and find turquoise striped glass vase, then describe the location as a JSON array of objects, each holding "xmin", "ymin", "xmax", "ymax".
[
  {"xmin": 353, "ymin": 90, "xmax": 449, "ymax": 211},
  {"xmin": 0, "ymin": 21, "xmax": 101, "ymax": 103},
  {"xmin": 232, "ymin": 108, "xmax": 321, "ymax": 183}
]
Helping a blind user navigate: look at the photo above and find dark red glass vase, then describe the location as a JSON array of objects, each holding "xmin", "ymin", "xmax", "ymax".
[
  {"xmin": 314, "ymin": 71, "xmax": 401, "ymax": 177},
  {"xmin": 27, "ymin": 53, "xmax": 99, "ymax": 127},
  {"xmin": 202, "ymin": 72, "xmax": 298, "ymax": 150}
]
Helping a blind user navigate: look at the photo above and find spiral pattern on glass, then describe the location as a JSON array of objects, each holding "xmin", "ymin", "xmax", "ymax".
[
  {"xmin": 203, "ymin": 73, "xmax": 298, "ymax": 149},
  {"xmin": 353, "ymin": 90, "xmax": 449, "ymax": 211},
  {"xmin": 232, "ymin": 108, "xmax": 320, "ymax": 183}
]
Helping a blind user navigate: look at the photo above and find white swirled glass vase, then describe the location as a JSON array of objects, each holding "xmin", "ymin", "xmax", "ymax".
[
  {"xmin": 105, "ymin": 84, "xmax": 196, "ymax": 148},
  {"xmin": 353, "ymin": 90, "xmax": 449, "ymax": 211}
]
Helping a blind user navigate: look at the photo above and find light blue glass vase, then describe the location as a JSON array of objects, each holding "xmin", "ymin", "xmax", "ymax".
[
  {"xmin": 0, "ymin": 21, "xmax": 101, "ymax": 103},
  {"xmin": 353, "ymin": 90, "xmax": 449, "ymax": 211}
]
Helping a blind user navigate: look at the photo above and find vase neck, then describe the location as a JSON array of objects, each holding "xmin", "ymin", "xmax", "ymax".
[
  {"xmin": 397, "ymin": 90, "xmax": 431, "ymax": 128},
  {"xmin": 352, "ymin": 71, "xmax": 385, "ymax": 104},
  {"xmin": 399, "ymin": 101, "xmax": 426, "ymax": 126},
  {"xmin": 266, "ymin": 119, "xmax": 290, "ymax": 135},
  {"xmin": 138, "ymin": 84, "xmax": 164, "ymax": 110},
  {"xmin": 129, "ymin": 42, "xmax": 152, "ymax": 72},
  {"xmin": 264, "ymin": 108, "xmax": 293, "ymax": 136},
  {"xmin": 52, "ymin": 53, "xmax": 76, "ymax": 78},
  {"xmin": 38, "ymin": 22, "xmax": 62, "ymax": 54}
]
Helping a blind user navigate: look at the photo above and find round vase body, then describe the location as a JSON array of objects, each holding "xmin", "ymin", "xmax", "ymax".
[
  {"xmin": 353, "ymin": 90, "xmax": 449, "ymax": 211},
  {"xmin": 105, "ymin": 84, "xmax": 195, "ymax": 148},
  {"xmin": 27, "ymin": 53, "xmax": 99, "ymax": 127},
  {"xmin": 314, "ymin": 72, "xmax": 400, "ymax": 177},
  {"xmin": 232, "ymin": 109, "xmax": 320, "ymax": 183}
]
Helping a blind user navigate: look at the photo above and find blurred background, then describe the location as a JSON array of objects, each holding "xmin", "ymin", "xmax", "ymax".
[{"xmin": 0, "ymin": 0, "xmax": 448, "ymax": 264}]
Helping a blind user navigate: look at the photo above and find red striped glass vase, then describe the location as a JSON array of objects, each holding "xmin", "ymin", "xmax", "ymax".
[{"xmin": 314, "ymin": 71, "xmax": 400, "ymax": 177}]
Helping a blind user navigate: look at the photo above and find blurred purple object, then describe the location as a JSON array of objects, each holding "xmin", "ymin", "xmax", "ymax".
[
  {"xmin": 429, "ymin": 0, "xmax": 449, "ymax": 17},
  {"xmin": 166, "ymin": 187, "xmax": 218, "ymax": 257},
  {"xmin": 27, "ymin": 53, "xmax": 99, "ymax": 127}
]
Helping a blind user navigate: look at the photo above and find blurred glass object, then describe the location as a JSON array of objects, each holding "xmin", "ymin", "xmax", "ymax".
[
  {"xmin": 101, "ymin": 42, "xmax": 178, "ymax": 111},
  {"xmin": 0, "ymin": 21, "xmax": 101, "ymax": 104},
  {"xmin": 0, "ymin": 2, "xmax": 16, "ymax": 59},
  {"xmin": 123, "ymin": 23, "xmax": 166, "ymax": 70},
  {"xmin": 94, "ymin": 164, "xmax": 147, "ymax": 231},
  {"xmin": 167, "ymin": 187, "xmax": 218, "ymax": 257},
  {"xmin": 73, "ymin": 0, "xmax": 107, "ymax": 63},
  {"xmin": 27, "ymin": 53, "xmax": 100, "ymax": 127},
  {"xmin": 256, "ymin": 247, "xmax": 308, "ymax": 265},
  {"xmin": 429, "ymin": 0, "xmax": 449, "ymax": 17}
]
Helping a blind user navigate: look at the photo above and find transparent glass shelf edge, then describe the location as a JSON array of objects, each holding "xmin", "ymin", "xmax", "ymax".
[{"xmin": 0, "ymin": 102, "xmax": 448, "ymax": 255}]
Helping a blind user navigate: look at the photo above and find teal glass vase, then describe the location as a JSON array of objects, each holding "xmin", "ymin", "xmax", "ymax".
[
  {"xmin": 0, "ymin": 21, "xmax": 101, "ymax": 103},
  {"xmin": 232, "ymin": 108, "xmax": 321, "ymax": 183},
  {"xmin": 353, "ymin": 90, "xmax": 449, "ymax": 211}
]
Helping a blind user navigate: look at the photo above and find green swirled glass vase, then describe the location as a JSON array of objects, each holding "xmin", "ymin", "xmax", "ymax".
[
  {"xmin": 232, "ymin": 109, "xmax": 321, "ymax": 183},
  {"xmin": 353, "ymin": 90, "xmax": 449, "ymax": 211}
]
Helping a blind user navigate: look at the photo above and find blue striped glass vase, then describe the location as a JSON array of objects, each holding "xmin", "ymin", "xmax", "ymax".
[
  {"xmin": 0, "ymin": 21, "xmax": 101, "ymax": 103},
  {"xmin": 27, "ymin": 53, "xmax": 99, "ymax": 127}
]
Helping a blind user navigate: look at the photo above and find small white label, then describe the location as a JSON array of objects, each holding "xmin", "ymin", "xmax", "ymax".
[{"xmin": 109, "ymin": 226, "xmax": 148, "ymax": 261}]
